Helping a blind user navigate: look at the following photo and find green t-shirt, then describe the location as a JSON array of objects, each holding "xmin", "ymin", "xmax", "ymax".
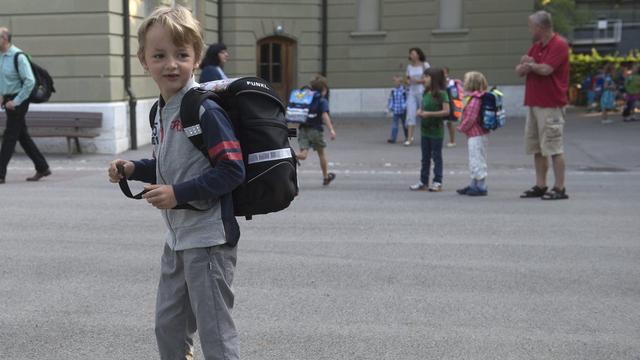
[
  {"xmin": 421, "ymin": 90, "xmax": 449, "ymax": 139},
  {"xmin": 625, "ymin": 74, "xmax": 640, "ymax": 94}
]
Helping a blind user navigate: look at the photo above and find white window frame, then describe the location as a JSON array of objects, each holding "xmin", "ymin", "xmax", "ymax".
[
  {"xmin": 433, "ymin": 0, "xmax": 469, "ymax": 35},
  {"xmin": 351, "ymin": 0, "xmax": 387, "ymax": 37}
]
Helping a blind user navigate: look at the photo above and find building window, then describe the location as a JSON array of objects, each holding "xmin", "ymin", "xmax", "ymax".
[
  {"xmin": 144, "ymin": 0, "xmax": 161, "ymax": 16},
  {"xmin": 356, "ymin": 0, "xmax": 381, "ymax": 32},
  {"xmin": 259, "ymin": 43, "xmax": 283, "ymax": 83},
  {"xmin": 439, "ymin": 0, "xmax": 463, "ymax": 30}
]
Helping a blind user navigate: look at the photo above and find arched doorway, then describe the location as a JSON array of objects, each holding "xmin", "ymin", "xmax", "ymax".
[{"xmin": 257, "ymin": 36, "xmax": 296, "ymax": 102}]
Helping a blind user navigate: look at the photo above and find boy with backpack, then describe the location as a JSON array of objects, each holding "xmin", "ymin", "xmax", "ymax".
[
  {"xmin": 443, "ymin": 67, "xmax": 463, "ymax": 148},
  {"xmin": 296, "ymin": 77, "xmax": 337, "ymax": 186},
  {"xmin": 387, "ymin": 75, "xmax": 407, "ymax": 143},
  {"xmin": 108, "ymin": 6, "xmax": 244, "ymax": 359}
]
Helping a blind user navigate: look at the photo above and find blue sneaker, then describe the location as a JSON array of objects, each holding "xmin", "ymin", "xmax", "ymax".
[{"xmin": 467, "ymin": 186, "xmax": 488, "ymax": 196}]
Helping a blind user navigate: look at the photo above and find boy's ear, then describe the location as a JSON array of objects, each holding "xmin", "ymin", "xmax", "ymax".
[{"xmin": 138, "ymin": 53, "xmax": 148, "ymax": 70}]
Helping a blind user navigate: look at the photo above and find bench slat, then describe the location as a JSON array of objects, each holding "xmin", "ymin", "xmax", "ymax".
[{"xmin": 0, "ymin": 111, "xmax": 102, "ymax": 128}]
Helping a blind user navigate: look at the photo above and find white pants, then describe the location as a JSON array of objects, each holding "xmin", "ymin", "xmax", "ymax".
[
  {"xmin": 405, "ymin": 90, "xmax": 422, "ymax": 126},
  {"xmin": 468, "ymin": 135, "xmax": 488, "ymax": 180}
]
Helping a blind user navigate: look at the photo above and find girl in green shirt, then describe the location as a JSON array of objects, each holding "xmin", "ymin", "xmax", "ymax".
[
  {"xmin": 623, "ymin": 64, "xmax": 640, "ymax": 122},
  {"xmin": 410, "ymin": 67, "xmax": 450, "ymax": 192}
]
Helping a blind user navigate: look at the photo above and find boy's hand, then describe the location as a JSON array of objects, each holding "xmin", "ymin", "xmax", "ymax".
[
  {"xmin": 5, "ymin": 101, "xmax": 16, "ymax": 110},
  {"xmin": 143, "ymin": 184, "xmax": 177, "ymax": 209},
  {"xmin": 108, "ymin": 159, "xmax": 134, "ymax": 183},
  {"xmin": 329, "ymin": 129, "xmax": 336, "ymax": 140}
]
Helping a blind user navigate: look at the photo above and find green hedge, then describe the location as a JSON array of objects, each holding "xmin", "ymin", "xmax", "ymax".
[{"xmin": 570, "ymin": 48, "xmax": 640, "ymax": 86}]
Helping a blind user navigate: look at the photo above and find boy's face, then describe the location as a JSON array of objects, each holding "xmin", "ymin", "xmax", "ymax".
[
  {"xmin": 140, "ymin": 23, "xmax": 199, "ymax": 100},
  {"xmin": 393, "ymin": 77, "xmax": 402, "ymax": 86}
]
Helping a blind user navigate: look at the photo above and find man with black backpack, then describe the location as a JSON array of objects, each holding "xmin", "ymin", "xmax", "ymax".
[{"xmin": 0, "ymin": 27, "xmax": 50, "ymax": 184}]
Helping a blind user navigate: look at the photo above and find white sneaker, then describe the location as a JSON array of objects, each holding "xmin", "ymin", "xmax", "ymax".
[
  {"xmin": 601, "ymin": 119, "xmax": 614, "ymax": 124},
  {"xmin": 428, "ymin": 182, "xmax": 442, "ymax": 192},
  {"xmin": 403, "ymin": 140, "xmax": 412, "ymax": 147},
  {"xmin": 446, "ymin": 142, "xmax": 456, "ymax": 148},
  {"xmin": 410, "ymin": 181, "xmax": 427, "ymax": 191}
]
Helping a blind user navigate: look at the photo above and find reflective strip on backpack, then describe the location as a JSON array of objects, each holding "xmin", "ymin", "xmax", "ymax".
[
  {"xmin": 247, "ymin": 148, "xmax": 293, "ymax": 164},
  {"xmin": 184, "ymin": 124, "xmax": 202, "ymax": 137}
]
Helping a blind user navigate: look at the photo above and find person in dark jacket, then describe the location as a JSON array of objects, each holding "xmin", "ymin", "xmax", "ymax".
[
  {"xmin": 199, "ymin": 43, "xmax": 229, "ymax": 82},
  {"xmin": 0, "ymin": 27, "xmax": 51, "ymax": 184}
]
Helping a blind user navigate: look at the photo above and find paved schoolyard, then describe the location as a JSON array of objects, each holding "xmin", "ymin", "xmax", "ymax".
[{"xmin": 0, "ymin": 109, "xmax": 639, "ymax": 359}]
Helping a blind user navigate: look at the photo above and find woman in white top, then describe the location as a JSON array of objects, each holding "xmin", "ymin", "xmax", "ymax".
[{"xmin": 405, "ymin": 47, "xmax": 431, "ymax": 146}]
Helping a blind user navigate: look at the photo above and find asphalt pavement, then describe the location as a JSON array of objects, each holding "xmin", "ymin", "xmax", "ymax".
[{"xmin": 1, "ymin": 108, "xmax": 639, "ymax": 360}]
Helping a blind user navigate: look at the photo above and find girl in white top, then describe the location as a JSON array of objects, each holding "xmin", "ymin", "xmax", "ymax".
[{"xmin": 405, "ymin": 47, "xmax": 431, "ymax": 146}]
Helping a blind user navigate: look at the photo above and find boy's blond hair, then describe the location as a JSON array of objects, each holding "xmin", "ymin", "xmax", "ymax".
[
  {"xmin": 310, "ymin": 76, "xmax": 328, "ymax": 92},
  {"xmin": 137, "ymin": 6, "xmax": 204, "ymax": 63},
  {"xmin": 463, "ymin": 71, "xmax": 488, "ymax": 93}
]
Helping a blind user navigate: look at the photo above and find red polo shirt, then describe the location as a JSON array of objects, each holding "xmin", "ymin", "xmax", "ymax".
[{"xmin": 524, "ymin": 33, "xmax": 570, "ymax": 108}]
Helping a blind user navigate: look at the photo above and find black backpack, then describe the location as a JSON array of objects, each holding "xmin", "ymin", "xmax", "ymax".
[
  {"xmin": 14, "ymin": 52, "xmax": 55, "ymax": 103},
  {"xmin": 149, "ymin": 77, "xmax": 298, "ymax": 220}
]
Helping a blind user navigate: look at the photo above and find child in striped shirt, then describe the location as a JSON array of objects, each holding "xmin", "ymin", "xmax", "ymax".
[{"xmin": 457, "ymin": 71, "xmax": 490, "ymax": 196}]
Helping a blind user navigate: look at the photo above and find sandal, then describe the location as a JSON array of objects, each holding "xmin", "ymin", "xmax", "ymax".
[
  {"xmin": 520, "ymin": 185, "xmax": 548, "ymax": 198},
  {"xmin": 323, "ymin": 172, "xmax": 336, "ymax": 186},
  {"xmin": 541, "ymin": 187, "xmax": 569, "ymax": 200}
]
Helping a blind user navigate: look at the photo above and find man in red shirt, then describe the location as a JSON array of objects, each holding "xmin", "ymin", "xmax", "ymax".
[{"xmin": 516, "ymin": 10, "xmax": 570, "ymax": 200}]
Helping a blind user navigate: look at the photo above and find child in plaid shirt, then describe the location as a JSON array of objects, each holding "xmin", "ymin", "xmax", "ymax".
[
  {"xmin": 387, "ymin": 75, "xmax": 408, "ymax": 143},
  {"xmin": 457, "ymin": 71, "xmax": 490, "ymax": 196}
]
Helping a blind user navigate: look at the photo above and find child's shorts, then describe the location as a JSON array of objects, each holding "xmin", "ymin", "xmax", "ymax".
[
  {"xmin": 298, "ymin": 126, "xmax": 326, "ymax": 151},
  {"xmin": 525, "ymin": 106, "xmax": 565, "ymax": 157}
]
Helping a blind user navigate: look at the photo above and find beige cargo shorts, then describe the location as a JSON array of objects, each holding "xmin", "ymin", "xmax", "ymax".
[{"xmin": 525, "ymin": 106, "xmax": 566, "ymax": 156}]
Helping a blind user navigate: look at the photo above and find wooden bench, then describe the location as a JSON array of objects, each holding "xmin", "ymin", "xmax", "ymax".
[{"xmin": 0, "ymin": 111, "xmax": 102, "ymax": 156}]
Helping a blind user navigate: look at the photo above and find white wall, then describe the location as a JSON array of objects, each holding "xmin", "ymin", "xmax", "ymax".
[{"xmin": 25, "ymin": 98, "xmax": 157, "ymax": 155}]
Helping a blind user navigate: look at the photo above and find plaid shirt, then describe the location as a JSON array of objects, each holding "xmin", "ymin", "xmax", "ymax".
[
  {"xmin": 388, "ymin": 86, "xmax": 407, "ymax": 115},
  {"xmin": 458, "ymin": 91, "xmax": 490, "ymax": 138}
]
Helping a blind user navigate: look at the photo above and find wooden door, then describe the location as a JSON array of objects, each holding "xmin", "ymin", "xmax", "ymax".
[{"xmin": 257, "ymin": 37, "xmax": 296, "ymax": 103}]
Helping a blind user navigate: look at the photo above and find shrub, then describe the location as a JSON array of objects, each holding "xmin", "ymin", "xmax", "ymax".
[{"xmin": 570, "ymin": 48, "xmax": 640, "ymax": 86}]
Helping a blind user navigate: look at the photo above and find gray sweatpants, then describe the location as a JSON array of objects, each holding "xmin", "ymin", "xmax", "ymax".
[{"xmin": 155, "ymin": 243, "xmax": 239, "ymax": 360}]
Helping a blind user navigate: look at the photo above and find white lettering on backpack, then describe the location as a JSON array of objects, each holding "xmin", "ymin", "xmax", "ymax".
[{"xmin": 246, "ymin": 81, "xmax": 270, "ymax": 90}]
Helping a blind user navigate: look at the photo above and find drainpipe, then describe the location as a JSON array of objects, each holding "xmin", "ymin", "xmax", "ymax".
[
  {"xmin": 218, "ymin": 0, "xmax": 223, "ymax": 43},
  {"xmin": 321, "ymin": 0, "xmax": 327, "ymax": 76},
  {"xmin": 123, "ymin": 0, "xmax": 138, "ymax": 149}
]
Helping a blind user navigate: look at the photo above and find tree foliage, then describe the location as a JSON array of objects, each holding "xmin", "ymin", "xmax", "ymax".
[
  {"xmin": 534, "ymin": 0, "xmax": 591, "ymax": 37},
  {"xmin": 570, "ymin": 48, "xmax": 640, "ymax": 85}
]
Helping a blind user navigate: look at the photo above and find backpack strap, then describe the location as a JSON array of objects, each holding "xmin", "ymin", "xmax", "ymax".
[
  {"xmin": 170, "ymin": 87, "xmax": 225, "ymax": 212},
  {"xmin": 13, "ymin": 52, "xmax": 28, "ymax": 84},
  {"xmin": 117, "ymin": 93, "xmax": 223, "ymax": 212},
  {"xmin": 149, "ymin": 100, "xmax": 159, "ymax": 130},
  {"xmin": 179, "ymin": 87, "xmax": 223, "ymax": 162}
]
